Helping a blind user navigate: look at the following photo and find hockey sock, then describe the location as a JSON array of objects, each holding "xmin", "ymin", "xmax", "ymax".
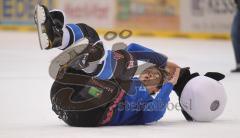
[{"xmin": 58, "ymin": 24, "xmax": 85, "ymax": 50}]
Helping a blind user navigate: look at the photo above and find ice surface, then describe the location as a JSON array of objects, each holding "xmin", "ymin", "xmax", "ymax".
[{"xmin": 0, "ymin": 31, "xmax": 239, "ymax": 138}]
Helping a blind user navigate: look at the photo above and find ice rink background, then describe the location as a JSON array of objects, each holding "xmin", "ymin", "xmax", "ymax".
[{"xmin": 0, "ymin": 31, "xmax": 239, "ymax": 138}]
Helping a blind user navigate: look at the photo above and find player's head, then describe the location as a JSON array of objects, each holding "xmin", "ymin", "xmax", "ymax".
[
  {"xmin": 180, "ymin": 76, "xmax": 227, "ymax": 122},
  {"xmin": 139, "ymin": 66, "xmax": 168, "ymax": 94}
]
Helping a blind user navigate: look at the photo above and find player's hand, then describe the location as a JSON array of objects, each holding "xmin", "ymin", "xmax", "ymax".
[
  {"xmin": 166, "ymin": 61, "xmax": 180, "ymax": 80},
  {"xmin": 168, "ymin": 68, "xmax": 180, "ymax": 85}
]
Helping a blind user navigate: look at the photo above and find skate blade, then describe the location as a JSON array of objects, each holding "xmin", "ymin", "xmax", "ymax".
[{"xmin": 35, "ymin": 5, "xmax": 49, "ymax": 50}]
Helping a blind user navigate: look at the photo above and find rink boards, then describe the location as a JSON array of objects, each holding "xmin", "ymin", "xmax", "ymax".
[{"xmin": 0, "ymin": 0, "xmax": 234, "ymax": 40}]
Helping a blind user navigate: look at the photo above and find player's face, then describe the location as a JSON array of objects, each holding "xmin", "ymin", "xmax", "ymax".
[{"xmin": 139, "ymin": 70, "xmax": 162, "ymax": 94}]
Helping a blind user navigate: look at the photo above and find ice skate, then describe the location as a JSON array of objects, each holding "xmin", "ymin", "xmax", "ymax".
[
  {"xmin": 34, "ymin": 4, "xmax": 64, "ymax": 49},
  {"xmin": 49, "ymin": 44, "xmax": 90, "ymax": 79}
]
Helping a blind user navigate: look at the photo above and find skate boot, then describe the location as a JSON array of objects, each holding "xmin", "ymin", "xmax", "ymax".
[
  {"xmin": 231, "ymin": 67, "xmax": 240, "ymax": 73},
  {"xmin": 56, "ymin": 52, "xmax": 90, "ymax": 79},
  {"xmin": 34, "ymin": 4, "xmax": 64, "ymax": 49}
]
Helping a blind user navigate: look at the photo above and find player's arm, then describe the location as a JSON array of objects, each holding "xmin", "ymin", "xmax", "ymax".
[
  {"xmin": 126, "ymin": 43, "xmax": 168, "ymax": 68},
  {"xmin": 140, "ymin": 82, "xmax": 173, "ymax": 124},
  {"xmin": 139, "ymin": 68, "xmax": 180, "ymax": 124}
]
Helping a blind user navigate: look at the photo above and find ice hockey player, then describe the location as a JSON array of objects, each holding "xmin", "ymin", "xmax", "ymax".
[
  {"xmin": 35, "ymin": 4, "xmax": 181, "ymax": 127},
  {"xmin": 35, "ymin": 5, "xmax": 226, "ymax": 127}
]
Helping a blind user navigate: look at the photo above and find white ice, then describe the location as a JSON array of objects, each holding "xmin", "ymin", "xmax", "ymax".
[{"xmin": 0, "ymin": 31, "xmax": 239, "ymax": 138}]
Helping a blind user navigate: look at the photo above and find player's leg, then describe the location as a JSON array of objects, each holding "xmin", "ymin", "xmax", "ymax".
[
  {"xmin": 35, "ymin": 5, "xmax": 105, "ymax": 75},
  {"xmin": 35, "ymin": 4, "xmax": 82, "ymax": 49},
  {"xmin": 34, "ymin": 5, "xmax": 65, "ymax": 49},
  {"xmin": 52, "ymin": 44, "xmax": 105, "ymax": 81},
  {"xmin": 59, "ymin": 23, "xmax": 102, "ymax": 50},
  {"xmin": 231, "ymin": 2, "xmax": 240, "ymax": 72},
  {"xmin": 51, "ymin": 50, "xmax": 135, "ymax": 127},
  {"xmin": 51, "ymin": 49, "xmax": 138, "ymax": 126},
  {"xmin": 50, "ymin": 74, "xmax": 122, "ymax": 127},
  {"xmin": 35, "ymin": 5, "xmax": 103, "ymax": 52}
]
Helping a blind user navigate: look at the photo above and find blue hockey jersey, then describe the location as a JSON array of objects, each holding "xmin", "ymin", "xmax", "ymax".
[
  {"xmin": 94, "ymin": 43, "xmax": 172, "ymax": 125},
  {"xmin": 108, "ymin": 78, "xmax": 173, "ymax": 125}
]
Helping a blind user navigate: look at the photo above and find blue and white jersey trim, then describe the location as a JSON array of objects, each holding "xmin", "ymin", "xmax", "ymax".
[
  {"xmin": 66, "ymin": 24, "xmax": 84, "ymax": 42},
  {"xmin": 96, "ymin": 50, "xmax": 117, "ymax": 80}
]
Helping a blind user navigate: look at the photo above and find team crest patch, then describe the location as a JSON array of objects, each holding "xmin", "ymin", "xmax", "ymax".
[{"xmin": 113, "ymin": 51, "xmax": 124, "ymax": 60}]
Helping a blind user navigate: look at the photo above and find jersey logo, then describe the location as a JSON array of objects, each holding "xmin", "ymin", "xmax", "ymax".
[{"xmin": 113, "ymin": 51, "xmax": 124, "ymax": 60}]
